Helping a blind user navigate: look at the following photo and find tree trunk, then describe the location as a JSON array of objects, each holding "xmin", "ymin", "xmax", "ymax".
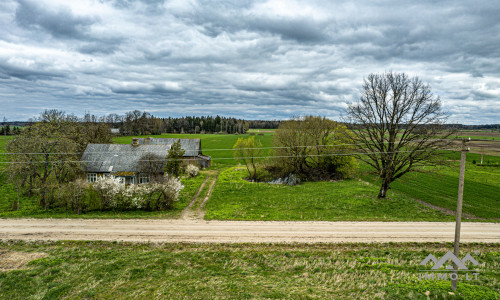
[{"xmin": 378, "ymin": 180, "xmax": 390, "ymax": 198}]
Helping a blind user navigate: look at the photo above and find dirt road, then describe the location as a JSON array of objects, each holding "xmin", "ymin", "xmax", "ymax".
[{"xmin": 0, "ymin": 219, "xmax": 498, "ymax": 243}]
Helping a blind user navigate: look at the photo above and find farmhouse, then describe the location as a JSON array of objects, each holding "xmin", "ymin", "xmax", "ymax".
[
  {"xmin": 134, "ymin": 137, "xmax": 211, "ymax": 168},
  {"xmin": 81, "ymin": 138, "xmax": 211, "ymax": 184}
]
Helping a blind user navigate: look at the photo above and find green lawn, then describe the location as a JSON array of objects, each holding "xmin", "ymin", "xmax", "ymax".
[
  {"xmin": 207, "ymin": 168, "xmax": 460, "ymax": 221},
  {"xmin": 0, "ymin": 241, "xmax": 498, "ymax": 299}
]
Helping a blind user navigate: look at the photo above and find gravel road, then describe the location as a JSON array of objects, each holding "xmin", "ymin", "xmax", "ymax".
[{"xmin": 0, "ymin": 219, "xmax": 498, "ymax": 243}]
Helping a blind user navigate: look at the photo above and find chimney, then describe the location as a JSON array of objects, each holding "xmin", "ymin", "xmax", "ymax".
[{"xmin": 132, "ymin": 138, "xmax": 139, "ymax": 146}]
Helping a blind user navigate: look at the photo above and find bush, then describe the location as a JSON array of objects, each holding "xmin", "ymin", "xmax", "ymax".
[
  {"xmin": 186, "ymin": 164, "xmax": 199, "ymax": 177},
  {"xmin": 270, "ymin": 116, "xmax": 356, "ymax": 181},
  {"xmin": 56, "ymin": 175, "xmax": 185, "ymax": 212}
]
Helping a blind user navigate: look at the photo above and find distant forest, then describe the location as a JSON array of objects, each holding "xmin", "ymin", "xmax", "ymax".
[
  {"xmin": 2, "ymin": 110, "xmax": 498, "ymax": 136},
  {"xmin": 3, "ymin": 110, "xmax": 281, "ymax": 135}
]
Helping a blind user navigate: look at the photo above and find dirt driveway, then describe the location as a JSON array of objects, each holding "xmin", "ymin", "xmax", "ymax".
[{"xmin": 0, "ymin": 219, "xmax": 498, "ymax": 243}]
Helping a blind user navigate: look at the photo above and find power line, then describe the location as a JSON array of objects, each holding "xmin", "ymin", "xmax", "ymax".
[
  {"xmin": 0, "ymin": 149, "xmax": 457, "ymax": 164},
  {"xmin": 0, "ymin": 138, "xmax": 459, "ymax": 155}
]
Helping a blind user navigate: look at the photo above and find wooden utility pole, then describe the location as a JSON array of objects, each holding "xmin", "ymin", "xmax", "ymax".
[{"xmin": 451, "ymin": 138, "xmax": 469, "ymax": 291}]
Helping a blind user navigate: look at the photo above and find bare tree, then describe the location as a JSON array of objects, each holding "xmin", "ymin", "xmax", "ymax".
[
  {"xmin": 233, "ymin": 136, "xmax": 263, "ymax": 180},
  {"xmin": 346, "ymin": 72, "xmax": 454, "ymax": 198}
]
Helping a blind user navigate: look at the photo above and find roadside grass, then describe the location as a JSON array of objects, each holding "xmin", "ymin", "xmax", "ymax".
[
  {"xmin": 113, "ymin": 133, "xmax": 274, "ymax": 166},
  {"xmin": 0, "ymin": 241, "xmax": 498, "ymax": 299},
  {"xmin": 205, "ymin": 168, "xmax": 456, "ymax": 221},
  {"xmin": 0, "ymin": 173, "xmax": 206, "ymax": 219}
]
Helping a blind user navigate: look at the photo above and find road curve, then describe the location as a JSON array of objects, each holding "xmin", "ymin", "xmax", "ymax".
[{"xmin": 0, "ymin": 219, "xmax": 498, "ymax": 243}]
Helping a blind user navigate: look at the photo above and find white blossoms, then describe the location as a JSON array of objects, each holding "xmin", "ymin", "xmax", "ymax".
[
  {"xmin": 186, "ymin": 164, "xmax": 199, "ymax": 177},
  {"xmin": 92, "ymin": 176, "xmax": 184, "ymax": 210}
]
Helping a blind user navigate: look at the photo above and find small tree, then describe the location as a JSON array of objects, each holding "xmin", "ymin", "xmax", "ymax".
[
  {"xmin": 164, "ymin": 140, "xmax": 185, "ymax": 177},
  {"xmin": 233, "ymin": 136, "xmax": 263, "ymax": 180},
  {"xmin": 346, "ymin": 72, "xmax": 454, "ymax": 198}
]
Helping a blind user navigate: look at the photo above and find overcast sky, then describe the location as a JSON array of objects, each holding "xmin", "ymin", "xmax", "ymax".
[{"xmin": 0, "ymin": 0, "xmax": 499, "ymax": 124}]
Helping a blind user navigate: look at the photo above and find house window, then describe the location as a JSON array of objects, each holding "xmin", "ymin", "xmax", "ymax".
[
  {"xmin": 114, "ymin": 176, "xmax": 125, "ymax": 184},
  {"xmin": 87, "ymin": 173, "xmax": 97, "ymax": 183},
  {"xmin": 139, "ymin": 175, "xmax": 150, "ymax": 184},
  {"xmin": 126, "ymin": 177, "xmax": 135, "ymax": 185}
]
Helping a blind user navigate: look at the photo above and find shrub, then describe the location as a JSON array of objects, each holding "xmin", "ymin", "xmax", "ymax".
[
  {"xmin": 270, "ymin": 116, "xmax": 356, "ymax": 181},
  {"xmin": 54, "ymin": 179, "xmax": 90, "ymax": 214},
  {"xmin": 157, "ymin": 177, "xmax": 184, "ymax": 209},
  {"xmin": 53, "ymin": 174, "xmax": 185, "ymax": 213},
  {"xmin": 186, "ymin": 164, "xmax": 199, "ymax": 177},
  {"xmin": 92, "ymin": 176, "xmax": 124, "ymax": 209}
]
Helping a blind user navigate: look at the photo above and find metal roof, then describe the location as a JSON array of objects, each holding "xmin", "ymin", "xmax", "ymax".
[
  {"xmin": 135, "ymin": 138, "xmax": 201, "ymax": 156},
  {"xmin": 81, "ymin": 144, "xmax": 171, "ymax": 173}
]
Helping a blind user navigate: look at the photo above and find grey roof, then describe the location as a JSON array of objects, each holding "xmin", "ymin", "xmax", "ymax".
[
  {"xmin": 81, "ymin": 144, "xmax": 171, "ymax": 173},
  {"xmin": 135, "ymin": 138, "xmax": 201, "ymax": 156}
]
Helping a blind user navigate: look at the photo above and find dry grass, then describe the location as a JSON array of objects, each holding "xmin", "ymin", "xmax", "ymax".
[{"xmin": 0, "ymin": 250, "xmax": 47, "ymax": 271}]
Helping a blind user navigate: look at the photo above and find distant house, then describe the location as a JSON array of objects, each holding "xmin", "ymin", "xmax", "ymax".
[
  {"xmin": 81, "ymin": 138, "xmax": 211, "ymax": 184},
  {"xmin": 110, "ymin": 128, "xmax": 120, "ymax": 135}
]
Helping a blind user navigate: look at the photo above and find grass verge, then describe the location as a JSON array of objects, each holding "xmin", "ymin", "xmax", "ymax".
[{"xmin": 0, "ymin": 241, "xmax": 498, "ymax": 299}]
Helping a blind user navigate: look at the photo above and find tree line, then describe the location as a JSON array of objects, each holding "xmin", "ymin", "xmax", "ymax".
[
  {"xmin": 0, "ymin": 125, "xmax": 22, "ymax": 135},
  {"xmin": 87, "ymin": 111, "xmax": 280, "ymax": 136}
]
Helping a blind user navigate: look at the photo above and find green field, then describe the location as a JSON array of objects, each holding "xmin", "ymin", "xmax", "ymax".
[
  {"xmin": 0, "ymin": 241, "xmax": 498, "ymax": 299},
  {"xmin": 374, "ymin": 152, "xmax": 500, "ymax": 220}
]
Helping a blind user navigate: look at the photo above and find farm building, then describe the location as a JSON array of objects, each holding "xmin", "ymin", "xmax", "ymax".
[
  {"xmin": 133, "ymin": 137, "xmax": 211, "ymax": 168},
  {"xmin": 81, "ymin": 138, "xmax": 211, "ymax": 184}
]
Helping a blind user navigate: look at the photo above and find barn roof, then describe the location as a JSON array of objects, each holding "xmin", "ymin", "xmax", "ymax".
[
  {"xmin": 135, "ymin": 138, "xmax": 201, "ymax": 156},
  {"xmin": 81, "ymin": 144, "xmax": 171, "ymax": 173}
]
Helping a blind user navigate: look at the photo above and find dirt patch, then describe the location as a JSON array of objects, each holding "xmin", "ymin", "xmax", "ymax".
[
  {"xmin": 0, "ymin": 251, "xmax": 47, "ymax": 271},
  {"xmin": 181, "ymin": 171, "xmax": 220, "ymax": 220}
]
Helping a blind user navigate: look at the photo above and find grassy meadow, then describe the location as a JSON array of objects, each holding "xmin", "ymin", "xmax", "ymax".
[
  {"xmin": 0, "ymin": 241, "xmax": 498, "ymax": 299},
  {"xmin": 205, "ymin": 167, "xmax": 456, "ymax": 221}
]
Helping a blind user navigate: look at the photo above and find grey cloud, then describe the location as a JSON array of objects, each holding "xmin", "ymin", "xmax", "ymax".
[
  {"xmin": 15, "ymin": 0, "xmax": 98, "ymax": 39},
  {"xmin": 0, "ymin": 60, "xmax": 64, "ymax": 81}
]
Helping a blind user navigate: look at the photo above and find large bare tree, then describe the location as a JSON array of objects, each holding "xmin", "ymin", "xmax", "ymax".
[{"xmin": 346, "ymin": 72, "xmax": 454, "ymax": 198}]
